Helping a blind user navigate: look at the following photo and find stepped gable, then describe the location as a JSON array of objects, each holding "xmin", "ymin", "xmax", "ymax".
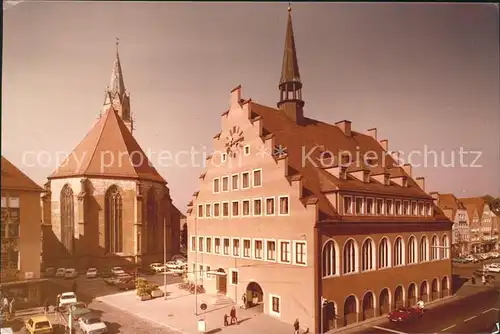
[
  {"xmin": 460, "ymin": 197, "xmax": 486, "ymax": 218},
  {"xmin": 1, "ymin": 156, "xmax": 43, "ymax": 192},
  {"xmin": 49, "ymin": 108, "xmax": 165, "ymax": 184},
  {"xmin": 246, "ymin": 101, "xmax": 444, "ymax": 222}
]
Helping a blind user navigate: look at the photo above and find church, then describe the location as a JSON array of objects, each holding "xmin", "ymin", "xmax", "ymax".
[{"xmin": 41, "ymin": 43, "xmax": 181, "ymax": 270}]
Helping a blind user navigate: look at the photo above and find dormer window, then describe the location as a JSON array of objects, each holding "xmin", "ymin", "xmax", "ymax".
[
  {"xmin": 402, "ymin": 177, "xmax": 408, "ymax": 187},
  {"xmin": 341, "ymin": 153, "xmax": 351, "ymax": 166},
  {"xmin": 355, "ymin": 197, "xmax": 364, "ymax": 215},
  {"xmin": 343, "ymin": 196, "xmax": 353, "ymax": 214}
]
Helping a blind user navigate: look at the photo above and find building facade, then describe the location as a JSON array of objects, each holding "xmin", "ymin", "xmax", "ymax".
[
  {"xmin": 460, "ymin": 197, "xmax": 498, "ymax": 253},
  {"xmin": 41, "ymin": 44, "xmax": 180, "ymax": 270},
  {"xmin": 435, "ymin": 193, "xmax": 470, "ymax": 255},
  {"xmin": 1, "ymin": 156, "xmax": 46, "ymax": 308},
  {"xmin": 185, "ymin": 8, "xmax": 453, "ymax": 333}
]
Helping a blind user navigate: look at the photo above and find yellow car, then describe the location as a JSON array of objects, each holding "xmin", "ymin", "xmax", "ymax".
[{"xmin": 25, "ymin": 315, "xmax": 53, "ymax": 333}]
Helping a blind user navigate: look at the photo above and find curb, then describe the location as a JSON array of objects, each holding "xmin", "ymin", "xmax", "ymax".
[{"xmin": 329, "ymin": 287, "xmax": 495, "ymax": 333}]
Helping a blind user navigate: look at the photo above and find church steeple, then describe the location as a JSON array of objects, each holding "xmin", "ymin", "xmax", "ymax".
[
  {"xmin": 102, "ymin": 38, "xmax": 133, "ymax": 134},
  {"xmin": 277, "ymin": 5, "xmax": 304, "ymax": 124}
]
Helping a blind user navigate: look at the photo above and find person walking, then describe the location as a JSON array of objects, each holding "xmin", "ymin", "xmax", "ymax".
[
  {"xmin": 241, "ymin": 293, "xmax": 247, "ymax": 309},
  {"xmin": 223, "ymin": 313, "xmax": 229, "ymax": 326},
  {"xmin": 44, "ymin": 298, "xmax": 50, "ymax": 315},
  {"xmin": 8, "ymin": 298, "xmax": 15, "ymax": 316},
  {"xmin": 1, "ymin": 296, "xmax": 7, "ymax": 313},
  {"xmin": 482, "ymin": 274, "xmax": 487, "ymax": 285},
  {"xmin": 230, "ymin": 306, "xmax": 238, "ymax": 325},
  {"xmin": 294, "ymin": 318, "xmax": 300, "ymax": 334}
]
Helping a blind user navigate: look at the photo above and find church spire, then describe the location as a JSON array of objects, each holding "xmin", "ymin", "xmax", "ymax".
[
  {"xmin": 102, "ymin": 38, "xmax": 133, "ymax": 134},
  {"xmin": 277, "ymin": 5, "xmax": 305, "ymax": 125}
]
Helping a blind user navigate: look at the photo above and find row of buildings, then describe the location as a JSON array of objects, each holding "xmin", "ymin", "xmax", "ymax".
[
  {"xmin": 1, "ymin": 5, "xmax": 497, "ymax": 334},
  {"xmin": 435, "ymin": 193, "xmax": 499, "ymax": 255}
]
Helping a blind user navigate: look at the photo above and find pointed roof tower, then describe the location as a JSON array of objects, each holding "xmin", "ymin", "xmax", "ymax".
[
  {"xmin": 102, "ymin": 38, "xmax": 133, "ymax": 134},
  {"xmin": 277, "ymin": 5, "xmax": 305, "ymax": 125}
]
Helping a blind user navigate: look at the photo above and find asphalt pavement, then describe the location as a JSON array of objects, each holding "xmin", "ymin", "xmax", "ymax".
[{"xmin": 357, "ymin": 288, "xmax": 500, "ymax": 334}]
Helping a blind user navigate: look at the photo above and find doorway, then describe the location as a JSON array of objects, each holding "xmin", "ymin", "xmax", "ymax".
[
  {"xmin": 216, "ymin": 268, "xmax": 227, "ymax": 294},
  {"xmin": 246, "ymin": 282, "xmax": 264, "ymax": 312}
]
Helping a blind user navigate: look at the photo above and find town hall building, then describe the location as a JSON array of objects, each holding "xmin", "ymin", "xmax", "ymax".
[
  {"xmin": 185, "ymin": 7, "xmax": 452, "ymax": 333},
  {"xmin": 42, "ymin": 43, "xmax": 181, "ymax": 270}
]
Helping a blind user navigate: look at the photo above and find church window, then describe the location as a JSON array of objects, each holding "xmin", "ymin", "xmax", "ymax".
[{"xmin": 105, "ymin": 185, "xmax": 123, "ymax": 253}]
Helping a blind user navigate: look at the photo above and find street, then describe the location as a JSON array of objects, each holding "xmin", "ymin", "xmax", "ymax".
[{"xmin": 358, "ymin": 282, "xmax": 500, "ymax": 334}]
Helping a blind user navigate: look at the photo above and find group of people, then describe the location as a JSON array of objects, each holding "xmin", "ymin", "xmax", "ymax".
[
  {"xmin": 223, "ymin": 306, "xmax": 238, "ymax": 326},
  {"xmin": 1, "ymin": 296, "xmax": 16, "ymax": 317}
]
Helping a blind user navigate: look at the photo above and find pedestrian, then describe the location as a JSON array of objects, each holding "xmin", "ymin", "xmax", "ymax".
[
  {"xmin": 230, "ymin": 306, "xmax": 238, "ymax": 324},
  {"xmin": 44, "ymin": 298, "xmax": 50, "ymax": 315},
  {"xmin": 9, "ymin": 298, "xmax": 15, "ymax": 316},
  {"xmin": 416, "ymin": 299, "xmax": 424, "ymax": 311},
  {"xmin": 223, "ymin": 313, "xmax": 229, "ymax": 326},
  {"xmin": 72, "ymin": 280, "xmax": 77, "ymax": 293},
  {"xmin": 482, "ymin": 274, "xmax": 487, "ymax": 285},
  {"xmin": 1, "ymin": 296, "xmax": 7, "ymax": 313},
  {"xmin": 294, "ymin": 318, "xmax": 300, "ymax": 334},
  {"xmin": 241, "ymin": 293, "xmax": 247, "ymax": 309}
]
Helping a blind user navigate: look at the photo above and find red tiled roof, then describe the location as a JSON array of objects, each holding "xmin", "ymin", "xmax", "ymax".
[
  {"xmin": 459, "ymin": 197, "xmax": 486, "ymax": 218},
  {"xmin": 49, "ymin": 108, "xmax": 165, "ymax": 184},
  {"xmin": 248, "ymin": 101, "xmax": 442, "ymax": 221},
  {"xmin": 1, "ymin": 156, "xmax": 43, "ymax": 192}
]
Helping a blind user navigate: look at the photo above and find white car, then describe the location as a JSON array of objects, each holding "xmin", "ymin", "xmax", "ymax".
[
  {"xmin": 58, "ymin": 292, "xmax": 77, "ymax": 308},
  {"xmin": 78, "ymin": 313, "xmax": 107, "ymax": 334},
  {"xmin": 486, "ymin": 266, "xmax": 500, "ymax": 273},
  {"xmin": 111, "ymin": 267, "xmax": 125, "ymax": 275},
  {"xmin": 150, "ymin": 263, "xmax": 165, "ymax": 273},
  {"xmin": 65, "ymin": 268, "xmax": 78, "ymax": 279},
  {"xmin": 86, "ymin": 268, "xmax": 98, "ymax": 278},
  {"xmin": 55, "ymin": 268, "xmax": 66, "ymax": 277},
  {"xmin": 165, "ymin": 261, "xmax": 180, "ymax": 270}
]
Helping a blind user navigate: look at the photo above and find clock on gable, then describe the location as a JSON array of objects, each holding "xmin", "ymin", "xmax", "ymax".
[{"xmin": 225, "ymin": 126, "xmax": 244, "ymax": 158}]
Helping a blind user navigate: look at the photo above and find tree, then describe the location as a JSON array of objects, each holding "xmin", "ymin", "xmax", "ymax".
[
  {"xmin": 180, "ymin": 223, "xmax": 188, "ymax": 249},
  {"xmin": 483, "ymin": 195, "xmax": 500, "ymax": 216}
]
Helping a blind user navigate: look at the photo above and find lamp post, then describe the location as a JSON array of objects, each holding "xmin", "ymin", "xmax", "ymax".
[{"xmin": 163, "ymin": 217, "xmax": 167, "ymax": 300}]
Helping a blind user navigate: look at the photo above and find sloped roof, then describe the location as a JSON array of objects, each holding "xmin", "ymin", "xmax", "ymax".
[
  {"xmin": 49, "ymin": 108, "xmax": 165, "ymax": 184},
  {"xmin": 247, "ymin": 101, "xmax": 445, "ymax": 222},
  {"xmin": 460, "ymin": 197, "xmax": 487, "ymax": 218},
  {"xmin": 1, "ymin": 156, "xmax": 43, "ymax": 192}
]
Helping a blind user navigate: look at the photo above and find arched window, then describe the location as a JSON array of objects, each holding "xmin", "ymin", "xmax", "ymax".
[
  {"xmin": 419, "ymin": 236, "xmax": 429, "ymax": 262},
  {"xmin": 343, "ymin": 239, "xmax": 358, "ymax": 274},
  {"xmin": 60, "ymin": 185, "xmax": 74, "ymax": 254},
  {"xmin": 394, "ymin": 237, "xmax": 405, "ymax": 266},
  {"xmin": 441, "ymin": 235, "xmax": 449, "ymax": 259},
  {"xmin": 147, "ymin": 188, "xmax": 158, "ymax": 253},
  {"xmin": 431, "ymin": 235, "xmax": 439, "ymax": 260},
  {"xmin": 361, "ymin": 239, "xmax": 374, "ymax": 271},
  {"xmin": 378, "ymin": 237, "xmax": 391, "ymax": 269},
  {"xmin": 105, "ymin": 185, "xmax": 123, "ymax": 253},
  {"xmin": 408, "ymin": 236, "xmax": 417, "ymax": 264},
  {"xmin": 322, "ymin": 240, "xmax": 338, "ymax": 277}
]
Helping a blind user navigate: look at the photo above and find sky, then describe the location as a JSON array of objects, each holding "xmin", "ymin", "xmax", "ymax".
[{"xmin": 2, "ymin": 2, "xmax": 499, "ymax": 210}]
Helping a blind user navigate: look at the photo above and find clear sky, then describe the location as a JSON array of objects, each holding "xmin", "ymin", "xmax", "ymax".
[{"xmin": 3, "ymin": 2, "xmax": 499, "ymax": 209}]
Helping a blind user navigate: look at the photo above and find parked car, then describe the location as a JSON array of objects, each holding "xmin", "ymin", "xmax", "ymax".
[
  {"xmin": 388, "ymin": 307, "xmax": 422, "ymax": 322},
  {"xmin": 150, "ymin": 263, "xmax": 165, "ymax": 273},
  {"xmin": 58, "ymin": 292, "xmax": 77, "ymax": 308},
  {"xmin": 25, "ymin": 315, "xmax": 53, "ymax": 334},
  {"xmin": 111, "ymin": 267, "xmax": 125, "ymax": 275},
  {"xmin": 104, "ymin": 273, "xmax": 131, "ymax": 285},
  {"xmin": 487, "ymin": 266, "xmax": 500, "ymax": 273},
  {"xmin": 465, "ymin": 255, "xmax": 479, "ymax": 263},
  {"xmin": 100, "ymin": 268, "xmax": 113, "ymax": 278},
  {"xmin": 55, "ymin": 268, "xmax": 66, "ymax": 278},
  {"xmin": 116, "ymin": 278, "xmax": 136, "ymax": 291},
  {"xmin": 453, "ymin": 257, "xmax": 468, "ymax": 264},
  {"xmin": 69, "ymin": 302, "xmax": 92, "ymax": 321},
  {"xmin": 77, "ymin": 313, "xmax": 107, "ymax": 334},
  {"xmin": 64, "ymin": 268, "xmax": 78, "ymax": 279},
  {"xmin": 138, "ymin": 266, "xmax": 156, "ymax": 275},
  {"xmin": 0, "ymin": 328, "xmax": 14, "ymax": 334},
  {"xmin": 165, "ymin": 261, "xmax": 180, "ymax": 270},
  {"xmin": 171, "ymin": 254, "xmax": 187, "ymax": 263},
  {"xmin": 43, "ymin": 268, "xmax": 55, "ymax": 278},
  {"xmin": 86, "ymin": 268, "xmax": 98, "ymax": 279}
]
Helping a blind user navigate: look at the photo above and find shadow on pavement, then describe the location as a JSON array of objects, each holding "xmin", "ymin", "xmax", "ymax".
[
  {"xmin": 452, "ymin": 274, "xmax": 469, "ymax": 293},
  {"xmin": 104, "ymin": 321, "xmax": 122, "ymax": 334},
  {"xmin": 206, "ymin": 329, "xmax": 222, "ymax": 334},
  {"xmin": 8, "ymin": 317, "xmax": 25, "ymax": 331}
]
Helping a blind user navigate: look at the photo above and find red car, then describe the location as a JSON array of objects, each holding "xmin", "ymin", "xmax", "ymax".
[{"xmin": 388, "ymin": 307, "xmax": 423, "ymax": 322}]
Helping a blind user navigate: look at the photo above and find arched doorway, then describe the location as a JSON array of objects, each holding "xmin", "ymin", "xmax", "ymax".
[
  {"xmin": 343, "ymin": 295, "xmax": 358, "ymax": 326},
  {"xmin": 407, "ymin": 283, "xmax": 417, "ymax": 306},
  {"xmin": 379, "ymin": 288, "xmax": 390, "ymax": 315},
  {"xmin": 323, "ymin": 301, "xmax": 337, "ymax": 332},
  {"xmin": 431, "ymin": 278, "xmax": 439, "ymax": 301},
  {"xmin": 420, "ymin": 281, "xmax": 428, "ymax": 302},
  {"xmin": 362, "ymin": 291, "xmax": 375, "ymax": 320},
  {"xmin": 246, "ymin": 282, "xmax": 264, "ymax": 312},
  {"xmin": 394, "ymin": 286, "xmax": 404, "ymax": 309},
  {"xmin": 441, "ymin": 277, "xmax": 449, "ymax": 298},
  {"xmin": 216, "ymin": 268, "xmax": 227, "ymax": 294}
]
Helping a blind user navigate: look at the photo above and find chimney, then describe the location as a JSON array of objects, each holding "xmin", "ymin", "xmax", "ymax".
[
  {"xmin": 429, "ymin": 191, "xmax": 439, "ymax": 205},
  {"xmin": 231, "ymin": 85, "xmax": 242, "ymax": 109},
  {"xmin": 372, "ymin": 172, "xmax": 391, "ymax": 186},
  {"xmin": 335, "ymin": 120, "xmax": 352, "ymax": 136},
  {"xmin": 402, "ymin": 164, "xmax": 412, "ymax": 177},
  {"xmin": 366, "ymin": 128, "xmax": 377, "ymax": 140},
  {"xmin": 379, "ymin": 139, "xmax": 388, "ymax": 151},
  {"xmin": 415, "ymin": 177, "xmax": 425, "ymax": 191}
]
